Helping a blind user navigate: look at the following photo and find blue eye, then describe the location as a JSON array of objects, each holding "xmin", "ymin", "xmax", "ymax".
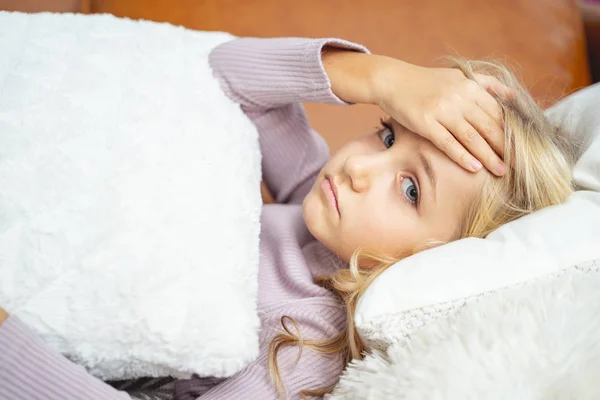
[
  {"xmin": 402, "ymin": 177, "xmax": 419, "ymax": 204},
  {"xmin": 379, "ymin": 127, "xmax": 395, "ymax": 149},
  {"xmin": 377, "ymin": 118, "xmax": 395, "ymax": 149}
]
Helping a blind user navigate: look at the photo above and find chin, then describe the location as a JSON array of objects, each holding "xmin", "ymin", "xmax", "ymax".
[
  {"xmin": 302, "ymin": 195, "xmax": 350, "ymax": 262},
  {"xmin": 303, "ymin": 192, "xmax": 335, "ymax": 245},
  {"xmin": 302, "ymin": 193, "xmax": 321, "ymax": 238}
]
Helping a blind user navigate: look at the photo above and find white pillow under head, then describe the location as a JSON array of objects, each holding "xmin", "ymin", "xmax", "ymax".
[{"xmin": 355, "ymin": 83, "xmax": 600, "ymax": 349}]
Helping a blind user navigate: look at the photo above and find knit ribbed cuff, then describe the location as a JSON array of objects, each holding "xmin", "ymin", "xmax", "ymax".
[{"xmin": 209, "ymin": 37, "xmax": 370, "ymax": 108}]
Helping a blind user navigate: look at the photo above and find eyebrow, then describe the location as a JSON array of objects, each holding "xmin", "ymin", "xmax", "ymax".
[{"xmin": 418, "ymin": 151, "xmax": 437, "ymax": 203}]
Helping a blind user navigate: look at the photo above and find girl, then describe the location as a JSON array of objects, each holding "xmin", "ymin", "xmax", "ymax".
[{"xmin": 0, "ymin": 37, "xmax": 573, "ymax": 400}]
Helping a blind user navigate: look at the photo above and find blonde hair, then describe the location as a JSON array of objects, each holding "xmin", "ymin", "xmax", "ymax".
[{"xmin": 268, "ymin": 59, "xmax": 577, "ymax": 398}]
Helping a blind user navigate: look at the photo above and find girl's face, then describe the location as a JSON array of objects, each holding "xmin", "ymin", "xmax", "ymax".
[{"xmin": 302, "ymin": 118, "xmax": 489, "ymax": 264}]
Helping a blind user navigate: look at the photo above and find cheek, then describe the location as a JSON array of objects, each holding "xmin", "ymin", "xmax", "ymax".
[{"xmin": 341, "ymin": 200, "xmax": 420, "ymax": 256}]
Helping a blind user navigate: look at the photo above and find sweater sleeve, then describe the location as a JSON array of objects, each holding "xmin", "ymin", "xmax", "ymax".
[
  {"xmin": 0, "ymin": 316, "xmax": 131, "ymax": 400},
  {"xmin": 174, "ymin": 299, "xmax": 346, "ymax": 400},
  {"xmin": 209, "ymin": 37, "xmax": 370, "ymax": 204}
]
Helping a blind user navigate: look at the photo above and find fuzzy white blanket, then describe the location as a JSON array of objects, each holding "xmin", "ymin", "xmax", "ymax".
[
  {"xmin": 331, "ymin": 260, "xmax": 600, "ymax": 399},
  {"xmin": 0, "ymin": 12, "xmax": 262, "ymax": 380}
]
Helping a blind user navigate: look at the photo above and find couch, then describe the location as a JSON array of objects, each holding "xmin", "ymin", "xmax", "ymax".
[
  {"xmin": 2, "ymin": 0, "xmax": 597, "ymax": 203},
  {"xmin": 3, "ymin": 0, "xmax": 598, "ymax": 147},
  {"xmin": 2, "ymin": 0, "xmax": 596, "ymax": 149}
]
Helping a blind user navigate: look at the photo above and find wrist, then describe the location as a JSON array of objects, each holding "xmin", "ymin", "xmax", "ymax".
[
  {"xmin": 369, "ymin": 56, "xmax": 418, "ymax": 109},
  {"xmin": 321, "ymin": 46, "xmax": 379, "ymax": 105}
]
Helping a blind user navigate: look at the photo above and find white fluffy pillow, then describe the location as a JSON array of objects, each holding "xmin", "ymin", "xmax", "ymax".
[
  {"xmin": 333, "ymin": 261, "xmax": 600, "ymax": 400},
  {"xmin": 0, "ymin": 12, "xmax": 262, "ymax": 380},
  {"xmin": 354, "ymin": 83, "xmax": 600, "ymax": 349}
]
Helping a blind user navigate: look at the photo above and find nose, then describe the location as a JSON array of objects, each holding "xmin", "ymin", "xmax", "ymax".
[{"xmin": 343, "ymin": 153, "xmax": 388, "ymax": 192}]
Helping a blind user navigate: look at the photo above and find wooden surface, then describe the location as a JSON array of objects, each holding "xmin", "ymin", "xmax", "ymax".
[
  {"xmin": 87, "ymin": 0, "xmax": 591, "ymax": 152},
  {"xmin": 1, "ymin": 0, "xmax": 591, "ymax": 153},
  {"xmin": 582, "ymin": 0, "xmax": 600, "ymax": 82},
  {"xmin": 0, "ymin": 0, "xmax": 81, "ymax": 12}
]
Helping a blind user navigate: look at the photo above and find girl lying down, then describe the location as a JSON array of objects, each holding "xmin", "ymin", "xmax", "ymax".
[{"xmin": 0, "ymin": 37, "xmax": 574, "ymax": 399}]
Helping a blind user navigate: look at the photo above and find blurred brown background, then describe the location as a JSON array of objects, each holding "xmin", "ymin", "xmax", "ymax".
[{"xmin": 1, "ymin": 0, "xmax": 598, "ymax": 154}]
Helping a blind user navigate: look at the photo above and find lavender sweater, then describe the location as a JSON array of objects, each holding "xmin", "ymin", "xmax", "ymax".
[{"xmin": 0, "ymin": 37, "xmax": 370, "ymax": 399}]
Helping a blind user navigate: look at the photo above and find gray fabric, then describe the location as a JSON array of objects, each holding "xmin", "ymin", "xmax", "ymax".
[{"xmin": 111, "ymin": 378, "xmax": 175, "ymax": 400}]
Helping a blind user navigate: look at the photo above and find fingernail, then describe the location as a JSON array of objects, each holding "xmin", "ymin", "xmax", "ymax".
[
  {"xmin": 496, "ymin": 163, "xmax": 506, "ymax": 175},
  {"xmin": 470, "ymin": 160, "xmax": 482, "ymax": 172}
]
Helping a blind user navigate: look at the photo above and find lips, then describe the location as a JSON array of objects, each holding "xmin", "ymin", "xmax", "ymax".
[{"xmin": 321, "ymin": 176, "xmax": 340, "ymax": 216}]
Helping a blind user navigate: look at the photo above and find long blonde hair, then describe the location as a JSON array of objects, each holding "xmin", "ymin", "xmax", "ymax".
[{"xmin": 268, "ymin": 59, "xmax": 577, "ymax": 399}]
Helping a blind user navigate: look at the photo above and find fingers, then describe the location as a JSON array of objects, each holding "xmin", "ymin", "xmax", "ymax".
[
  {"xmin": 472, "ymin": 85, "xmax": 504, "ymax": 128},
  {"xmin": 472, "ymin": 75, "xmax": 515, "ymax": 145},
  {"xmin": 467, "ymin": 74, "xmax": 509, "ymax": 175},
  {"xmin": 464, "ymin": 106, "xmax": 505, "ymax": 157},
  {"xmin": 426, "ymin": 121, "xmax": 483, "ymax": 173},
  {"xmin": 441, "ymin": 115, "xmax": 505, "ymax": 176},
  {"xmin": 474, "ymin": 73, "xmax": 515, "ymax": 100}
]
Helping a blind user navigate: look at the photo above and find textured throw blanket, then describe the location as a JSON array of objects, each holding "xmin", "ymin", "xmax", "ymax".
[
  {"xmin": 0, "ymin": 12, "xmax": 262, "ymax": 381},
  {"xmin": 332, "ymin": 260, "xmax": 600, "ymax": 399}
]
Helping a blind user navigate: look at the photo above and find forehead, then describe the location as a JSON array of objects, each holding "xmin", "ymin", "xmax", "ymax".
[{"xmin": 392, "ymin": 124, "xmax": 489, "ymax": 234}]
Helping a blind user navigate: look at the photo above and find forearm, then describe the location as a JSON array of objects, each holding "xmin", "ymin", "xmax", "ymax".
[
  {"xmin": 209, "ymin": 37, "xmax": 369, "ymax": 111},
  {"xmin": 321, "ymin": 47, "xmax": 416, "ymax": 109},
  {"xmin": 0, "ymin": 314, "xmax": 130, "ymax": 400},
  {"xmin": 321, "ymin": 47, "xmax": 380, "ymax": 105}
]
